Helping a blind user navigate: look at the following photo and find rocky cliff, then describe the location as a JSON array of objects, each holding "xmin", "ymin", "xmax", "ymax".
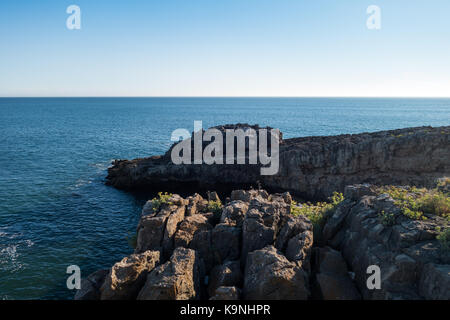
[
  {"xmin": 75, "ymin": 185, "xmax": 449, "ymax": 300},
  {"xmin": 89, "ymin": 125, "xmax": 450, "ymax": 300},
  {"xmin": 106, "ymin": 125, "xmax": 450, "ymax": 200}
]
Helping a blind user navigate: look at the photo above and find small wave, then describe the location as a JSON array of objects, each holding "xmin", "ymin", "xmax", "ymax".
[
  {"xmin": 89, "ymin": 161, "xmax": 112, "ymax": 171},
  {"xmin": 0, "ymin": 229, "xmax": 33, "ymax": 272},
  {"xmin": 0, "ymin": 244, "xmax": 24, "ymax": 272}
]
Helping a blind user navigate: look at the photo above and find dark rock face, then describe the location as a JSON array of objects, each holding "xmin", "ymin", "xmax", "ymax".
[
  {"xmin": 208, "ymin": 260, "xmax": 243, "ymax": 297},
  {"xmin": 74, "ymin": 269, "xmax": 109, "ymax": 300},
  {"xmin": 312, "ymin": 247, "xmax": 361, "ymax": 300},
  {"xmin": 323, "ymin": 185, "xmax": 450, "ymax": 300},
  {"xmin": 106, "ymin": 125, "xmax": 450, "ymax": 200}
]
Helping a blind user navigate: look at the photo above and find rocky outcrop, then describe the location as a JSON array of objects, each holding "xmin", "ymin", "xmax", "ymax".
[
  {"xmin": 100, "ymin": 250, "xmax": 160, "ymax": 300},
  {"xmin": 106, "ymin": 125, "xmax": 450, "ymax": 200},
  {"xmin": 79, "ymin": 184, "xmax": 448, "ymax": 300},
  {"xmin": 322, "ymin": 184, "xmax": 450, "ymax": 300},
  {"xmin": 78, "ymin": 189, "xmax": 317, "ymax": 300},
  {"xmin": 243, "ymin": 246, "xmax": 310, "ymax": 300},
  {"xmin": 137, "ymin": 247, "xmax": 202, "ymax": 300}
]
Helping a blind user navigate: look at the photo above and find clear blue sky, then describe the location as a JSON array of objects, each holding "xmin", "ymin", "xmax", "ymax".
[{"xmin": 1, "ymin": 0, "xmax": 449, "ymax": 97}]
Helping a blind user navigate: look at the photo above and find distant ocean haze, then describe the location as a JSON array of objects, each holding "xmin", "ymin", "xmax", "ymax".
[{"xmin": 0, "ymin": 97, "xmax": 449, "ymax": 299}]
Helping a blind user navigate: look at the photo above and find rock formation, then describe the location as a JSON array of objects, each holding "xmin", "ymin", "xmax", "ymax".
[
  {"xmin": 77, "ymin": 125, "xmax": 449, "ymax": 300},
  {"xmin": 322, "ymin": 184, "xmax": 450, "ymax": 299},
  {"xmin": 76, "ymin": 190, "xmax": 318, "ymax": 300},
  {"xmin": 75, "ymin": 185, "xmax": 449, "ymax": 300},
  {"xmin": 106, "ymin": 125, "xmax": 450, "ymax": 200}
]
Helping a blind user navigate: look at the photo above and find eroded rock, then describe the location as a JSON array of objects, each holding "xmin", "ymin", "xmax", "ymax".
[
  {"xmin": 137, "ymin": 247, "xmax": 202, "ymax": 300},
  {"xmin": 243, "ymin": 246, "xmax": 309, "ymax": 300},
  {"xmin": 100, "ymin": 250, "xmax": 160, "ymax": 300}
]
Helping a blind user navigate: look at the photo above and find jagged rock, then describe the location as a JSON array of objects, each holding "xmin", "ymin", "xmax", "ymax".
[
  {"xmin": 162, "ymin": 204, "xmax": 186, "ymax": 258},
  {"xmin": 344, "ymin": 184, "xmax": 374, "ymax": 201},
  {"xmin": 74, "ymin": 269, "xmax": 109, "ymax": 300},
  {"xmin": 174, "ymin": 214, "xmax": 212, "ymax": 248},
  {"xmin": 208, "ymin": 260, "xmax": 242, "ymax": 297},
  {"xmin": 323, "ymin": 184, "xmax": 450, "ymax": 299},
  {"xmin": 135, "ymin": 196, "xmax": 185, "ymax": 256},
  {"xmin": 88, "ymin": 183, "xmax": 449, "ymax": 301},
  {"xmin": 135, "ymin": 215, "xmax": 166, "ymax": 253},
  {"xmin": 137, "ymin": 247, "xmax": 201, "ymax": 300},
  {"xmin": 313, "ymin": 247, "xmax": 360, "ymax": 300},
  {"xmin": 243, "ymin": 246, "xmax": 309, "ymax": 300},
  {"xmin": 207, "ymin": 191, "xmax": 221, "ymax": 202},
  {"xmin": 209, "ymin": 286, "xmax": 241, "ymax": 300},
  {"xmin": 189, "ymin": 229, "xmax": 215, "ymax": 272},
  {"xmin": 100, "ymin": 250, "xmax": 160, "ymax": 300},
  {"xmin": 275, "ymin": 214, "xmax": 313, "ymax": 269},
  {"xmin": 241, "ymin": 196, "xmax": 289, "ymax": 264},
  {"xmin": 322, "ymin": 199, "xmax": 353, "ymax": 243},
  {"xmin": 186, "ymin": 193, "xmax": 206, "ymax": 216},
  {"xmin": 220, "ymin": 200, "xmax": 249, "ymax": 227},
  {"xmin": 231, "ymin": 189, "xmax": 269, "ymax": 202},
  {"xmin": 106, "ymin": 126, "xmax": 450, "ymax": 200}
]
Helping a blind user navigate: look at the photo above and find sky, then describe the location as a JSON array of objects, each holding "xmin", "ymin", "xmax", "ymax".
[{"xmin": 0, "ymin": 0, "xmax": 449, "ymax": 97}]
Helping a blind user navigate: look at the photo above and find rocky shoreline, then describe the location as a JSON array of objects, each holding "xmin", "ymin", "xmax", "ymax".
[
  {"xmin": 75, "ymin": 186, "xmax": 449, "ymax": 300},
  {"xmin": 106, "ymin": 125, "xmax": 450, "ymax": 200},
  {"xmin": 76, "ymin": 125, "xmax": 450, "ymax": 300}
]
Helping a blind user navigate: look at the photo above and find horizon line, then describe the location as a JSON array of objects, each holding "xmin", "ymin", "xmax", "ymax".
[{"xmin": 1, "ymin": 96, "xmax": 450, "ymax": 99}]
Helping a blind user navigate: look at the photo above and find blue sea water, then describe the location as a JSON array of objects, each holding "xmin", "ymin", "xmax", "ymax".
[{"xmin": 0, "ymin": 97, "xmax": 449, "ymax": 299}]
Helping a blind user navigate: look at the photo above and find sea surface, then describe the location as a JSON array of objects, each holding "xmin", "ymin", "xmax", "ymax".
[{"xmin": 0, "ymin": 97, "xmax": 449, "ymax": 299}]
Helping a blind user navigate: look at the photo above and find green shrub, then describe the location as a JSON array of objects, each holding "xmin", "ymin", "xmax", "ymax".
[
  {"xmin": 151, "ymin": 192, "xmax": 173, "ymax": 213},
  {"xmin": 376, "ymin": 186, "xmax": 449, "ymax": 221},
  {"xmin": 436, "ymin": 227, "xmax": 450, "ymax": 251},
  {"xmin": 379, "ymin": 210, "xmax": 396, "ymax": 226},
  {"xmin": 207, "ymin": 200, "xmax": 223, "ymax": 215},
  {"xmin": 291, "ymin": 192, "xmax": 344, "ymax": 228}
]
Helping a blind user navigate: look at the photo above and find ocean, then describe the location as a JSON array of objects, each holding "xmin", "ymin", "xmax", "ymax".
[{"xmin": 0, "ymin": 97, "xmax": 449, "ymax": 299}]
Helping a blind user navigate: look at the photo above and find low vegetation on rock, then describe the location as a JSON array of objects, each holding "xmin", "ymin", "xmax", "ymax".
[
  {"xmin": 378, "ymin": 210, "xmax": 396, "ymax": 226},
  {"xmin": 436, "ymin": 227, "xmax": 450, "ymax": 251},
  {"xmin": 206, "ymin": 200, "xmax": 223, "ymax": 215},
  {"xmin": 290, "ymin": 192, "xmax": 344, "ymax": 235},
  {"xmin": 150, "ymin": 192, "xmax": 173, "ymax": 213},
  {"xmin": 374, "ymin": 185, "xmax": 449, "ymax": 221}
]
